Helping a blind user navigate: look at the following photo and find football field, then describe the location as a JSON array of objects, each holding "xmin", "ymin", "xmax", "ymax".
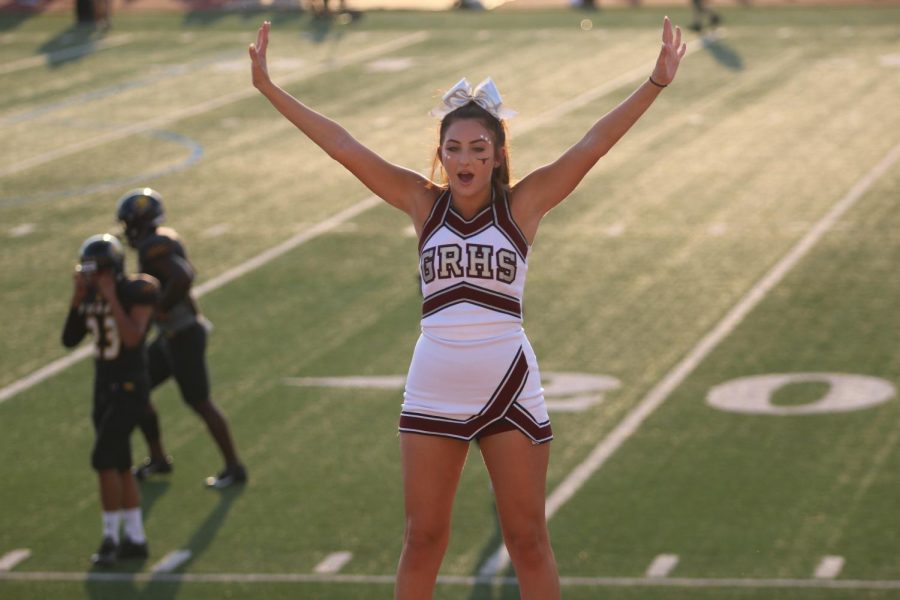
[{"xmin": 1, "ymin": 4, "xmax": 899, "ymax": 599}]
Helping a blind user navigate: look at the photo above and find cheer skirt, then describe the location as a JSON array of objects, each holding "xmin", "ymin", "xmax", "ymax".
[{"xmin": 400, "ymin": 325, "xmax": 553, "ymax": 444}]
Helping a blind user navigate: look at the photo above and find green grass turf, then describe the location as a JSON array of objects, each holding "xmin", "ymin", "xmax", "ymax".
[{"xmin": 1, "ymin": 5, "xmax": 899, "ymax": 599}]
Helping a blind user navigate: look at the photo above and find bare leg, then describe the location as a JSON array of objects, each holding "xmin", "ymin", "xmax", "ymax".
[
  {"xmin": 97, "ymin": 469, "xmax": 123, "ymax": 511},
  {"xmin": 479, "ymin": 431, "xmax": 559, "ymax": 600},
  {"xmin": 395, "ymin": 433, "xmax": 469, "ymax": 600},
  {"xmin": 138, "ymin": 401, "xmax": 167, "ymax": 462},
  {"xmin": 120, "ymin": 470, "xmax": 141, "ymax": 510},
  {"xmin": 192, "ymin": 400, "xmax": 240, "ymax": 466}
]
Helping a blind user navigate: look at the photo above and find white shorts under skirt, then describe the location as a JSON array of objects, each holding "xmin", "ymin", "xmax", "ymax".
[{"xmin": 400, "ymin": 327, "xmax": 553, "ymax": 444}]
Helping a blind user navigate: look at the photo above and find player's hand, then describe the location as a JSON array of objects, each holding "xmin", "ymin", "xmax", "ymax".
[
  {"xmin": 249, "ymin": 21, "xmax": 272, "ymax": 90},
  {"xmin": 71, "ymin": 267, "xmax": 89, "ymax": 305},
  {"xmin": 95, "ymin": 271, "xmax": 116, "ymax": 302},
  {"xmin": 650, "ymin": 16, "xmax": 687, "ymax": 86}
]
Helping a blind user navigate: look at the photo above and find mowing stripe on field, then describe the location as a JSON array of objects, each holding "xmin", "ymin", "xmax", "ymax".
[
  {"xmin": 511, "ymin": 34, "xmax": 708, "ymax": 137},
  {"xmin": 0, "ymin": 38, "xmax": 703, "ymax": 405},
  {"xmin": 0, "ymin": 31, "xmax": 428, "ymax": 179},
  {"xmin": 0, "ymin": 34, "xmax": 135, "ymax": 76},
  {"xmin": 1, "ymin": 570, "xmax": 899, "ymax": 590},
  {"xmin": 0, "ymin": 50, "xmax": 245, "ymax": 128},
  {"xmin": 478, "ymin": 141, "xmax": 900, "ymax": 576}
]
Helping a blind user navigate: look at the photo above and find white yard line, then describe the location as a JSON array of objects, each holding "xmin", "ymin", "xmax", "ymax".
[
  {"xmin": 0, "ymin": 32, "xmax": 428, "ymax": 179},
  {"xmin": 478, "ymin": 141, "xmax": 900, "ymax": 575},
  {"xmin": 0, "ymin": 37, "xmax": 692, "ymax": 405},
  {"xmin": 192, "ymin": 196, "xmax": 381, "ymax": 297},
  {"xmin": 0, "ymin": 347, "xmax": 93, "ymax": 404},
  {"xmin": 1, "ymin": 570, "xmax": 899, "ymax": 590},
  {"xmin": 0, "ymin": 34, "xmax": 135, "ymax": 76}
]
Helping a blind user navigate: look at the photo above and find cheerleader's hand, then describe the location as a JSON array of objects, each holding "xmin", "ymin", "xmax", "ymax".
[
  {"xmin": 651, "ymin": 16, "xmax": 687, "ymax": 86},
  {"xmin": 249, "ymin": 21, "xmax": 272, "ymax": 91}
]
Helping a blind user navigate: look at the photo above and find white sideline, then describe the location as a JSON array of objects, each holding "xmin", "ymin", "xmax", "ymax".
[
  {"xmin": 0, "ymin": 37, "xmax": 699, "ymax": 405},
  {"xmin": 478, "ymin": 142, "xmax": 900, "ymax": 576},
  {"xmin": 0, "ymin": 32, "xmax": 428, "ymax": 179},
  {"xmin": 1, "ymin": 570, "xmax": 899, "ymax": 590}
]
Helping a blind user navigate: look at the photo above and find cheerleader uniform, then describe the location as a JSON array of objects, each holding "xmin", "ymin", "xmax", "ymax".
[{"xmin": 399, "ymin": 189, "xmax": 553, "ymax": 444}]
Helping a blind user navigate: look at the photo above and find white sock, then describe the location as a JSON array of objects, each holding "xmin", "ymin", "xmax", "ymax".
[
  {"xmin": 102, "ymin": 511, "xmax": 121, "ymax": 543},
  {"xmin": 121, "ymin": 508, "xmax": 146, "ymax": 544}
]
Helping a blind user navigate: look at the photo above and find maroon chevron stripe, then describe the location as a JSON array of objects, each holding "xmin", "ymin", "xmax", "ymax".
[
  {"xmin": 399, "ymin": 348, "xmax": 530, "ymax": 440},
  {"xmin": 422, "ymin": 282, "xmax": 521, "ymax": 319},
  {"xmin": 492, "ymin": 192, "xmax": 529, "ymax": 259},
  {"xmin": 418, "ymin": 189, "xmax": 451, "ymax": 253},
  {"xmin": 505, "ymin": 403, "xmax": 554, "ymax": 444},
  {"xmin": 446, "ymin": 205, "xmax": 493, "ymax": 238}
]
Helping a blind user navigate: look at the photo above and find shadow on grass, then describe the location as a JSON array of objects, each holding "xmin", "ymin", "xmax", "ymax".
[
  {"xmin": 181, "ymin": 4, "xmax": 362, "ymax": 47},
  {"xmin": 702, "ymin": 34, "xmax": 744, "ymax": 71},
  {"xmin": 35, "ymin": 21, "xmax": 111, "ymax": 68},
  {"xmin": 83, "ymin": 485, "xmax": 245, "ymax": 600},
  {"xmin": 465, "ymin": 499, "xmax": 519, "ymax": 600}
]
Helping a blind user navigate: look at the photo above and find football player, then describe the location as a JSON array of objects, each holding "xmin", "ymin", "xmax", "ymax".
[
  {"xmin": 62, "ymin": 234, "xmax": 159, "ymax": 566},
  {"xmin": 116, "ymin": 188, "xmax": 247, "ymax": 489}
]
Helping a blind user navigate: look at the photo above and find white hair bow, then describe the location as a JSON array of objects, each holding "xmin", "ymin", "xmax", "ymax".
[{"xmin": 429, "ymin": 77, "xmax": 517, "ymax": 121}]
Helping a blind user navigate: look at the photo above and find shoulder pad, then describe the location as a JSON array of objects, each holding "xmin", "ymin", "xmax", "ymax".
[
  {"xmin": 124, "ymin": 275, "xmax": 161, "ymax": 305},
  {"xmin": 138, "ymin": 232, "xmax": 178, "ymax": 262},
  {"xmin": 156, "ymin": 226, "xmax": 180, "ymax": 241}
]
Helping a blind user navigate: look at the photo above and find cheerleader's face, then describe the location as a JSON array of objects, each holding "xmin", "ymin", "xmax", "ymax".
[{"xmin": 439, "ymin": 119, "xmax": 500, "ymax": 195}]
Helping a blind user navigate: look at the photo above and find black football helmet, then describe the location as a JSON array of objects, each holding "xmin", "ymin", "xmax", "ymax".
[
  {"xmin": 116, "ymin": 187, "xmax": 165, "ymax": 247},
  {"xmin": 78, "ymin": 233, "xmax": 125, "ymax": 276}
]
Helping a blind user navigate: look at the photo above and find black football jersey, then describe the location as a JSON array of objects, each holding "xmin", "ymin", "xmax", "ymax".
[
  {"xmin": 136, "ymin": 227, "xmax": 199, "ymax": 332},
  {"xmin": 136, "ymin": 227, "xmax": 191, "ymax": 284},
  {"xmin": 76, "ymin": 276, "xmax": 159, "ymax": 377}
]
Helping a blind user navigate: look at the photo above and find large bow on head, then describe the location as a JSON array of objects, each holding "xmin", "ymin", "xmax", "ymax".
[{"xmin": 429, "ymin": 77, "xmax": 517, "ymax": 121}]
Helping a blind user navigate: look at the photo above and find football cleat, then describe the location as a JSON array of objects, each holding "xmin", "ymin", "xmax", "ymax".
[
  {"xmin": 117, "ymin": 536, "xmax": 149, "ymax": 560},
  {"xmin": 134, "ymin": 456, "xmax": 173, "ymax": 480},
  {"xmin": 205, "ymin": 464, "xmax": 247, "ymax": 489},
  {"xmin": 90, "ymin": 536, "xmax": 118, "ymax": 567}
]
